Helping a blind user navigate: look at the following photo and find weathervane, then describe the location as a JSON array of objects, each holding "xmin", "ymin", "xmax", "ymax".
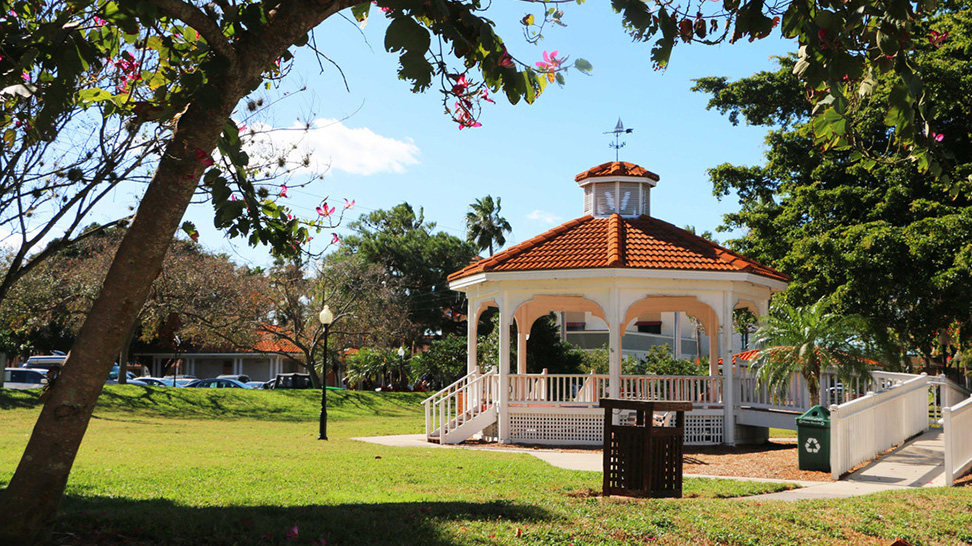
[{"xmin": 604, "ymin": 117, "xmax": 633, "ymax": 162}]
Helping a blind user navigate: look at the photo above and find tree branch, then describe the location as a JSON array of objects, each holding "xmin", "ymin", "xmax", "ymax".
[{"xmin": 145, "ymin": 0, "xmax": 238, "ymax": 64}]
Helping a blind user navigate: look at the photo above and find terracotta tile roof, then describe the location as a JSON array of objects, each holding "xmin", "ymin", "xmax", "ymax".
[
  {"xmin": 253, "ymin": 337, "xmax": 301, "ymax": 354},
  {"xmin": 448, "ymin": 214, "xmax": 789, "ymax": 283},
  {"xmin": 253, "ymin": 326, "xmax": 302, "ymax": 354},
  {"xmin": 575, "ymin": 161, "xmax": 660, "ymax": 182}
]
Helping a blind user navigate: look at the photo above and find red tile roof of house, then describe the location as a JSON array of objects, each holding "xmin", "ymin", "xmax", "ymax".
[
  {"xmin": 253, "ymin": 337, "xmax": 301, "ymax": 353},
  {"xmin": 448, "ymin": 214, "xmax": 789, "ymax": 283},
  {"xmin": 574, "ymin": 161, "xmax": 660, "ymax": 182},
  {"xmin": 253, "ymin": 327, "xmax": 302, "ymax": 354}
]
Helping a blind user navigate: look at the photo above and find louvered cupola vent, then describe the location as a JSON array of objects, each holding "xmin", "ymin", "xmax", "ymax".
[{"xmin": 575, "ymin": 162, "xmax": 659, "ymax": 218}]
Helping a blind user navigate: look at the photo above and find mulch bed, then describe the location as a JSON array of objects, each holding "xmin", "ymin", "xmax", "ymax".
[
  {"xmin": 461, "ymin": 438, "xmax": 833, "ymax": 482},
  {"xmin": 682, "ymin": 440, "xmax": 831, "ymax": 482}
]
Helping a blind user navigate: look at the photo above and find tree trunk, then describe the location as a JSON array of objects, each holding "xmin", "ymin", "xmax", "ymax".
[
  {"xmin": 0, "ymin": 98, "xmax": 234, "ymax": 546},
  {"xmin": 0, "ymin": 4, "xmax": 358, "ymax": 544}
]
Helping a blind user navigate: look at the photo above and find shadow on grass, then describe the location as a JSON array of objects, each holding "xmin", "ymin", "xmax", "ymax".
[
  {"xmin": 52, "ymin": 494, "xmax": 552, "ymax": 545},
  {"xmin": 0, "ymin": 389, "xmax": 41, "ymax": 410}
]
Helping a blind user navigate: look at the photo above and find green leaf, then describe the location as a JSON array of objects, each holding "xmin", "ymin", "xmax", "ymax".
[
  {"xmin": 352, "ymin": 2, "xmax": 371, "ymax": 24},
  {"xmin": 77, "ymin": 88, "xmax": 113, "ymax": 104},
  {"xmin": 573, "ymin": 58, "xmax": 593, "ymax": 73},
  {"xmin": 384, "ymin": 16, "xmax": 431, "ymax": 54}
]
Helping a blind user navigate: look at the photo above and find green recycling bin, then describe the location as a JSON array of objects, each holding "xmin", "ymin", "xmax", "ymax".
[{"xmin": 796, "ymin": 405, "xmax": 831, "ymax": 472}]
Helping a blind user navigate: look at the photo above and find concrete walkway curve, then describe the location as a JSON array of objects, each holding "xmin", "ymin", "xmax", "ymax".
[{"xmin": 353, "ymin": 429, "xmax": 950, "ymax": 501}]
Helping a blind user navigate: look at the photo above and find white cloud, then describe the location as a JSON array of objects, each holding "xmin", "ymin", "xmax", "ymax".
[
  {"xmin": 527, "ymin": 209, "xmax": 562, "ymax": 225},
  {"xmin": 244, "ymin": 119, "xmax": 420, "ymax": 176}
]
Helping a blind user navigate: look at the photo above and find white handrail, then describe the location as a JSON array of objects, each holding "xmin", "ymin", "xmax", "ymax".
[
  {"xmin": 619, "ymin": 375, "xmax": 722, "ymax": 407},
  {"xmin": 507, "ymin": 373, "xmax": 722, "ymax": 408},
  {"xmin": 423, "ymin": 370, "xmax": 498, "ymax": 441},
  {"xmin": 830, "ymin": 373, "xmax": 929, "ymax": 479},
  {"xmin": 509, "ymin": 373, "xmax": 609, "ymax": 405},
  {"xmin": 944, "ymin": 395, "xmax": 972, "ymax": 486}
]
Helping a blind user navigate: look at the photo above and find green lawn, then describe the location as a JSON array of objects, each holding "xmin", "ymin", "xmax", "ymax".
[{"xmin": 1, "ymin": 387, "xmax": 970, "ymax": 545}]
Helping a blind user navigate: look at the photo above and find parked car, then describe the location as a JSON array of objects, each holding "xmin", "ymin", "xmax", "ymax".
[
  {"xmin": 185, "ymin": 378, "xmax": 250, "ymax": 389},
  {"xmin": 3, "ymin": 368, "xmax": 50, "ymax": 389},
  {"xmin": 24, "ymin": 355, "xmax": 67, "ymax": 371},
  {"xmin": 245, "ymin": 380, "xmax": 269, "ymax": 389},
  {"xmin": 268, "ymin": 373, "xmax": 313, "ymax": 389},
  {"xmin": 136, "ymin": 377, "xmax": 169, "ymax": 387},
  {"xmin": 217, "ymin": 374, "xmax": 251, "ymax": 383},
  {"xmin": 106, "ymin": 365, "xmax": 138, "ymax": 384},
  {"xmin": 161, "ymin": 375, "xmax": 198, "ymax": 387}
]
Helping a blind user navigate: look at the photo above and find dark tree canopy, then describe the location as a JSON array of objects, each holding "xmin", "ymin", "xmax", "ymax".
[
  {"xmin": 694, "ymin": 3, "xmax": 972, "ymax": 362},
  {"xmin": 338, "ymin": 203, "xmax": 478, "ymax": 341}
]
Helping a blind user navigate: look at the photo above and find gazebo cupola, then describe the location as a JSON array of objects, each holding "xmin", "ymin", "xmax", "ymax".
[{"xmin": 575, "ymin": 161, "xmax": 660, "ymax": 218}]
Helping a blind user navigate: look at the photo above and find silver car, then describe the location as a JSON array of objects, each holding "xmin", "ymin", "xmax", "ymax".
[{"xmin": 3, "ymin": 368, "xmax": 50, "ymax": 389}]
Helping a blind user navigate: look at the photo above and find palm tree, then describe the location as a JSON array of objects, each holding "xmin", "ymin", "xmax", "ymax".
[
  {"xmin": 750, "ymin": 297, "xmax": 874, "ymax": 405},
  {"xmin": 465, "ymin": 195, "xmax": 512, "ymax": 256}
]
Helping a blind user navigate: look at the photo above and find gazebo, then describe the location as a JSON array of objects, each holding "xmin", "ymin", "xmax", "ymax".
[{"xmin": 426, "ymin": 161, "xmax": 789, "ymax": 446}]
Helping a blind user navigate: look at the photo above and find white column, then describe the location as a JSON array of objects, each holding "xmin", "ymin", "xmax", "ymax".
[
  {"xmin": 188, "ymin": 358, "xmax": 195, "ymax": 377},
  {"xmin": 708, "ymin": 308, "xmax": 719, "ymax": 376},
  {"xmin": 722, "ymin": 292, "xmax": 736, "ymax": 446},
  {"xmin": 498, "ymin": 296, "xmax": 512, "ymax": 443},
  {"xmin": 467, "ymin": 299, "xmax": 479, "ymax": 375},
  {"xmin": 608, "ymin": 288, "xmax": 622, "ymax": 400},
  {"xmin": 234, "ymin": 358, "xmax": 242, "ymax": 375},
  {"xmin": 673, "ymin": 312, "xmax": 683, "ymax": 359},
  {"xmin": 516, "ymin": 329, "xmax": 528, "ymax": 374}
]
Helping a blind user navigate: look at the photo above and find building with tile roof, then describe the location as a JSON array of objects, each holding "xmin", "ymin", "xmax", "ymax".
[{"xmin": 435, "ymin": 162, "xmax": 789, "ymax": 446}]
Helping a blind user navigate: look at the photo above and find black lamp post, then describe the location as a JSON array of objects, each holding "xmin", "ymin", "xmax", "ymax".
[{"xmin": 318, "ymin": 304, "xmax": 333, "ymax": 440}]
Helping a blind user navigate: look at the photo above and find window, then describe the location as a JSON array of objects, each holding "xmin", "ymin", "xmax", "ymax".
[{"xmin": 636, "ymin": 321, "xmax": 661, "ymax": 334}]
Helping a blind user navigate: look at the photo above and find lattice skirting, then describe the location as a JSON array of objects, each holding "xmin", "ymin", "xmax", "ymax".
[
  {"xmin": 683, "ymin": 413, "xmax": 723, "ymax": 445},
  {"xmin": 507, "ymin": 410, "xmax": 723, "ymax": 446},
  {"xmin": 510, "ymin": 412, "xmax": 603, "ymax": 445}
]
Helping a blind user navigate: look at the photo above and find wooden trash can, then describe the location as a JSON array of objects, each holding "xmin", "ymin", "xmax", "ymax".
[{"xmin": 599, "ymin": 398, "xmax": 693, "ymax": 498}]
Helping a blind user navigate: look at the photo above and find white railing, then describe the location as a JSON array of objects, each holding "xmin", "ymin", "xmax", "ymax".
[
  {"xmin": 620, "ymin": 375, "xmax": 722, "ymax": 407},
  {"xmin": 830, "ymin": 373, "xmax": 929, "ymax": 480},
  {"xmin": 928, "ymin": 375, "xmax": 972, "ymax": 426},
  {"xmin": 509, "ymin": 372, "xmax": 608, "ymax": 405},
  {"xmin": 944, "ymin": 395, "xmax": 972, "ymax": 486},
  {"xmin": 507, "ymin": 373, "xmax": 723, "ymax": 408},
  {"xmin": 736, "ymin": 371, "xmax": 811, "ymax": 411},
  {"xmin": 423, "ymin": 370, "xmax": 498, "ymax": 441}
]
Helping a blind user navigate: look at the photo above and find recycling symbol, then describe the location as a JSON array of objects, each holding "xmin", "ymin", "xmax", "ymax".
[{"xmin": 805, "ymin": 437, "xmax": 821, "ymax": 454}]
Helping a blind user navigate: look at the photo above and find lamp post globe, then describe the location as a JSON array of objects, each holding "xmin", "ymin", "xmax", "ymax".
[{"xmin": 318, "ymin": 305, "xmax": 333, "ymax": 440}]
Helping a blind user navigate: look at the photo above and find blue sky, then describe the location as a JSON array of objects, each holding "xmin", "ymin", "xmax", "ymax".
[{"xmin": 182, "ymin": 4, "xmax": 797, "ymax": 267}]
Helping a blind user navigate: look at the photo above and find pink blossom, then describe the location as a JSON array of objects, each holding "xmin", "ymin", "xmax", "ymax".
[
  {"xmin": 193, "ymin": 149, "xmax": 214, "ymax": 167},
  {"xmin": 497, "ymin": 45, "xmax": 513, "ymax": 68},
  {"xmin": 451, "ymin": 75, "xmax": 469, "ymax": 95},
  {"xmin": 929, "ymin": 30, "xmax": 949, "ymax": 48},
  {"xmin": 480, "ymin": 88, "xmax": 495, "ymax": 104},
  {"xmin": 536, "ymin": 50, "xmax": 561, "ymax": 71},
  {"xmin": 932, "ymin": 132, "xmax": 944, "ymax": 142},
  {"xmin": 331, "ymin": 233, "xmax": 340, "ymax": 244},
  {"xmin": 344, "ymin": 198, "xmax": 355, "ymax": 209},
  {"xmin": 238, "ymin": 124, "xmax": 247, "ymax": 134},
  {"xmin": 93, "ymin": 16, "xmax": 106, "ymax": 26},
  {"xmin": 316, "ymin": 203, "xmax": 335, "ymax": 217},
  {"xmin": 279, "ymin": 185, "xmax": 288, "ymax": 198},
  {"xmin": 285, "ymin": 525, "xmax": 299, "ymax": 540}
]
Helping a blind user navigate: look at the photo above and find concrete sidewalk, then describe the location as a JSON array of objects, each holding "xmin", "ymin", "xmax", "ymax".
[{"xmin": 354, "ymin": 429, "xmax": 950, "ymax": 501}]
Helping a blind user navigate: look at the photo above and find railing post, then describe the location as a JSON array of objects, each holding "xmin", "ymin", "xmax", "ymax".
[{"xmin": 944, "ymin": 405, "xmax": 955, "ymax": 486}]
